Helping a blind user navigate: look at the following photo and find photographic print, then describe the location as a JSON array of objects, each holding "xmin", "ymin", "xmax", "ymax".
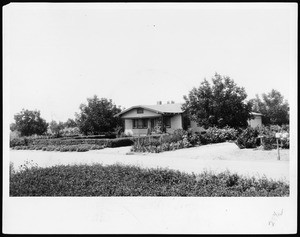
[{"xmin": 3, "ymin": 2, "xmax": 297, "ymax": 234}]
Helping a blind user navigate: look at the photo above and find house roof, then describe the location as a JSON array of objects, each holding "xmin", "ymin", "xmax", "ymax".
[
  {"xmin": 115, "ymin": 102, "xmax": 263, "ymax": 117},
  {"xmin": 115, "ymin": 103, "xmax": 184, "ymax": 117}
]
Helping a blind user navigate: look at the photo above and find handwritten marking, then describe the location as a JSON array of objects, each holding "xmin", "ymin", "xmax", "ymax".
[{"xmin": 268, "ymin": 209, "xmax": 283, "ymax": 227}]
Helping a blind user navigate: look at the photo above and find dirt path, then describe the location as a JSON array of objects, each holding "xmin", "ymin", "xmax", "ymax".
[{"xmin": 9, "ymin": 142, "xmax": 289, "ymax": 182}]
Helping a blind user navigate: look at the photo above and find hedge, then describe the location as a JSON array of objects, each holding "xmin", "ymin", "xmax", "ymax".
[
  {"xmin": 10, "ymin": 137, "xmax": 134, "ymax": 151},
  {"xmin": 10, "ymin": 163, "xmax": 289, "ymax": 196}
]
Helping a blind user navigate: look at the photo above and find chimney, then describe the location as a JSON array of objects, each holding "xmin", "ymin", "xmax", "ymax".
[
  {"xmin": 157, "ymin": 101, "xmax": 162, "ymax": 105},
  {"xmin": 171, "ymin": 101, "xmax": 175, "ymax": 104}
]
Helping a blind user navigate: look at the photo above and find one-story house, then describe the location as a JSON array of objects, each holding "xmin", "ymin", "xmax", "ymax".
[{"xmin": 115, "ymin": 101, "xmax": 263, "ymax": 136}]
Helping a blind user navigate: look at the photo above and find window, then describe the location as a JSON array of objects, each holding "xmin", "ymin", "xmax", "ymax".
[
  {"xmin": 133, "ymin": 119, "xmax": 136, "ymax": 128},
  {"xmin": 137, "ymin": 119, "xmax": 143, "ymax": 128},
  {"xmin": 133, "ymin": 119, "xmax": 148, "ymax": 129},
  {"xmin": 143, "ymin": 119, "xmax": 148, "ymax": 128},
  {"xmin": 137, "ymin": 108, "xmax": 144, "ymax": 114},
  {"xmin": 164, "ymin": 117, "xmax": 171, "ymax": 128}
]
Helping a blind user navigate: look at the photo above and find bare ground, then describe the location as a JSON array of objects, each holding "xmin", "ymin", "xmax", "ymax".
[{"xmin": 10, "ymin": 142, "xmax": 289, "ymax": 182}]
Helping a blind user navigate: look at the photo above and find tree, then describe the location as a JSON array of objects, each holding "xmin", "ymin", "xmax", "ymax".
[
  {"xmin": 49, "ymin": 120, "xmax": 65, "ymax": 137},
  {"xmin": 64, "ymin": 118, "xmax": 77, "ymax": 128},
  {"xmin": 249, "ymin": 89, "xmax": 289, "ymax": 125},
  {"xmin": 10, "ymin": 123, "xmax": 17, "ymax": 131},
  {"xmin": 75, "ymin": 95, "xmax": 122, "ymax": 135},
  {"xmin": 13, "ymin": 109, "xmax": 48, "ymax": 136},
  {"xmin": 183, "ymin": 73, "xmax": 252, "ymax": 128}
]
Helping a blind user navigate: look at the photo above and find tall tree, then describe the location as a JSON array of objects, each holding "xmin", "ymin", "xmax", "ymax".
[
  {"xmin": 13, "ymin": 109, "xmax": 48, "ymax": 136},
  {"xmin": 183, "ymin": 73, "xmax": 252, "ymax": 128},
  {"xmin": 49, "ymin": 120, "xmax": 65, "ymax": 137},
  {"xmin": 64, "ymin": 118, "xmax": 77, "ymax": 128},
  {"xmin": 75, "ymin": 95, "xmax": 122, "ymax": 135},
  {"xmin": 249, "ymin": 89, "xmax": 289, "ymax": 125}
]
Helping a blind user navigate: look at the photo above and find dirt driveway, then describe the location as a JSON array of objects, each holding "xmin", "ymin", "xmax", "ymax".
[{"xmin": 10, "ymin": 142, "xmax": 289, "ymax": 182}]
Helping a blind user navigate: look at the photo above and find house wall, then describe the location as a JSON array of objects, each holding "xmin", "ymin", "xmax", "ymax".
[
  {"xmin": 124, "ymin": 114, "xmax": 183, "ymax": 135},
  {"xmin": 248, "ymin": 115, "xmax": 262, "ymax": 128},
  {"xmin": 166, "ymin": 114, "xmax": 183, "ymax": 133},
  {"xmin": 124, "ymin": 118, "xmax": 150, "ymax": 136},
  {"xmin": 121, "ymin": 108, "xmax": 160, "ymax": 119},
  {"xmin": 124, "ymin": 119, "xmax": 133, "ymax": 136}
]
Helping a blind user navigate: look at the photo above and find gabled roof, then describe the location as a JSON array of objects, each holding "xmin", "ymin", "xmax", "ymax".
[
  {"xmin": 115, "ymin": 103, "xmax": 184, "ymax": 117},
  {"xmin": 115, "ymin": 102, "xmax": 263, "ymax": 117}
]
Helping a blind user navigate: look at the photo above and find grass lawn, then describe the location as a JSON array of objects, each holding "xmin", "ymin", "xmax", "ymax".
[{"xmin": 10, "ymin": 163, "xmax": 289, "ymax": 197}]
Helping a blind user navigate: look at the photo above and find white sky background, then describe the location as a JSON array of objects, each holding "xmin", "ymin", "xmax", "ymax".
[{"xmin": 4, "ymin": 3, "xmax": 295, "ymax": 123}]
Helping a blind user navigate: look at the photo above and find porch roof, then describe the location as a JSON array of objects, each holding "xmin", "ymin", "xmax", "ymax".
[{"xmin": 114, "ymin": 103, "xmax": 184, "ymax": 117}]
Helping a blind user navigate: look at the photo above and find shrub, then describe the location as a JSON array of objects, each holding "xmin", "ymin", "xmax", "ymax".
[
  {"xmin": 10, "ymin": 164, "xmax": 289, "ymax": 196},
  {"xmin": 76, "ymin": 146, "xmax": 89, "ymax": 152},
  {"xmin": 236, "ymin": 127, "xmax": 259, "ymax": 149},
  {"xmin": 107, "ymin": 138, "xmax": 134, "ymax": 148},
  {"xmin": 257, "ymin": 125, "xmax": 290, "ymax": 150},
  {"xmin": 10, "ymin": 137, "xmax": 28, "ymax": 147},
  {"xmin": 171, "ymin": 129, "xmax": 187, "ymax": 143}
]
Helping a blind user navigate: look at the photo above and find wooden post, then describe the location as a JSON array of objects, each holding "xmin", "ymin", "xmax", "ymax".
[
  {"xmin": 277, "ymin": 138, "xmax": 280, "ymax": 160},
  {"xmin": 275, "ymin": 133, "xmax": 281, "ymax": 160}
]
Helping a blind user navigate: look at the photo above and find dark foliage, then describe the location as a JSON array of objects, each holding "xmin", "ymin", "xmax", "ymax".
[
  {"xmin": 183, "ymin": 73, "xmax": 252, "ymax": 128},
  {"xmin": 235, "ymin": 127, "xmax": 260, "ymax": 149},
  {"xmin": 107, "ymin": 138, "xmax": 134, "ymax": 148},
  {"xmin": 131, "ymin": 127, "xmax": 238, "ymax": 153},
  {"xmin": 249, "ymin": 89, "xmax": 289, "ymax": 125},
  {"xmin": 75, "ymin": 95, "xmax": 122, "ymax": 135},
  {"xmin": 10, "ymin": 164, "xmax": 289, "ymax": 196},
  {"xmin": 13, "ymin": 109, "xmax": 48, "ymax": 136}
]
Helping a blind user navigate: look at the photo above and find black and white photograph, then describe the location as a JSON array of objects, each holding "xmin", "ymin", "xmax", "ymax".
[{"xmin": 3, "ymin": 2, "xmax": 297, "ymax": 234}]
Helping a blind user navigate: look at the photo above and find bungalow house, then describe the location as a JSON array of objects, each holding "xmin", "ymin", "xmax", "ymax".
[
  {"xmin": 115, "ymin": 101, "xmax": 263, "ymax": 136},
  {"xmin": 114, "ymin": 101, "xmax": 183, "ymax": 136}
]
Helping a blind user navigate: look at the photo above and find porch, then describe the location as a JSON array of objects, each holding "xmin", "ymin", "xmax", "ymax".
[{"xmin": 124, "ymin": 115, "xmax": 177, "ymax": 136}]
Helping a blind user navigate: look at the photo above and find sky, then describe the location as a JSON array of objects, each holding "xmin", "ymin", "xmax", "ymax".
[{"xmin": 4, "ymin": 3, "xmax": 297, "ymax": 123}]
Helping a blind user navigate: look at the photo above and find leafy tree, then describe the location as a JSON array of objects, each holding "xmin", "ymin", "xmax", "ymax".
[
  {"xmin": 64, "ymin": 118, "xmax": 77, "ymax": 128},
  {"xmin": 49, "ymin": 120, "xmax": 65, "ymax": 137},
  {"xmin": 183, "ymin": 73, "xmax": 252, "ymax": 128},
  {"xmin": 13, "ymin": 109, "xmax": 48, "ymax": 136},
  {"xmin": 249, "ymin": 89, "xmax": 289, "ymax": 125},
  {"xmin": 10, "ymin": 123, "xmax": 17, "ymax": 131},
  {"xmin": 75, "ymin": 95, "xmax": 122, "ymax": 135}
]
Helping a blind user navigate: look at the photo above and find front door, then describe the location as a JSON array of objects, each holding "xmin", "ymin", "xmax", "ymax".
[{"xmin": 150, "ymin": 118, "xmax": 155, "ymax": 130}]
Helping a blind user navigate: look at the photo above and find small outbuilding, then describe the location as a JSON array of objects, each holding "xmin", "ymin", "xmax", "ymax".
[{"xmin": 247, "ymin": 112, "xmax": 263, "ymax": 128}]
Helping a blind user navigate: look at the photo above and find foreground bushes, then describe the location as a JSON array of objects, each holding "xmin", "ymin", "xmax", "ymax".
[{"xmin": 9, "ymin": 163, "xmax": 289, "ymax": 196}]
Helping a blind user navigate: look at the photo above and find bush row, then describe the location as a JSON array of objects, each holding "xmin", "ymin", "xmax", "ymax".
[
  {"xmin": 10, "ymin": 163, "xmax": 289, "ymax": 196},
  {"xmin": 235, "ymin": 125, "xmax": 290, "ymax": 150},
  {"xmin": 11, "ymin": 144, "xmax": 106, "ymax": 152},
  {"xmin": 10, "ymin": 137, "xmax": 133, "ymax": 149},
  {"xmin": 131, "ymin": 127, "xmax": 239, "ymax": 153}
]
